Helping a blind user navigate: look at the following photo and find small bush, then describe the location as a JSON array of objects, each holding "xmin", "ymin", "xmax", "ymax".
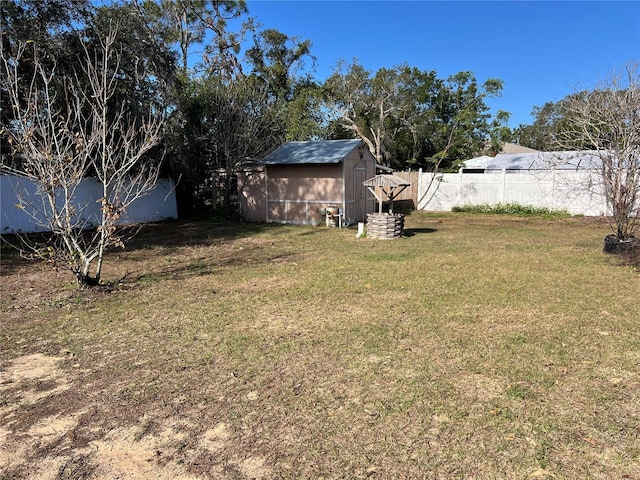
[{"xmin": 452, "ymin": 203, "xmax": 572, "ymax": 218}]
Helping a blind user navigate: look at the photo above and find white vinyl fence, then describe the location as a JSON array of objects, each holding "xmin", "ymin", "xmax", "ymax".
[
  {"xmin": 416, "ymin": 169, "xmax": 610, "ymax": 216},
  {"xmin": 1, "ymin": 175, "xmax": 178, "ymax": 234}
]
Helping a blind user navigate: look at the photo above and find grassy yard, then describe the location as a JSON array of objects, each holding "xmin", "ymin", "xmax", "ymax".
[{"xmin": 1, "ymin": 212, "xmax": 638, "ymax": 479}]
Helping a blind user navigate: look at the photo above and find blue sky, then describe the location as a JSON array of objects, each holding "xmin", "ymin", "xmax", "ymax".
[{"xmin": 240, "ymin": 0, "xmax": 640, "ymax": 128}]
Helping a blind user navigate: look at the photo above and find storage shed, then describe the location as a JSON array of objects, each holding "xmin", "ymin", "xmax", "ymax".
[{"xmin": 238, "ymin": 139, "xmax": 377, "ymax": 225}]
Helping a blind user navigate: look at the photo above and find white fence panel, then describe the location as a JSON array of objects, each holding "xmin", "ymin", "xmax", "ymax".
[
  {"xmin": 417, "ymin": 169, "xmax": 609, "ymax": 216},
  {"xmin": 460, "ymin": 172, "xmax": 505, "ymax": 205},
  {"xmin": 1, "ymin": 176, "xmax": 178, "ymax": 234}
]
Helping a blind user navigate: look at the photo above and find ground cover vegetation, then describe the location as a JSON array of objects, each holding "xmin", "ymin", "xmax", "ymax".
[
  {"xmin": 1, "ymin": 213, "xmax": 639, "ymax": 479},
  {"xmin": 452, "ymin": 203, "xmax": 572, "ymax": 218}
]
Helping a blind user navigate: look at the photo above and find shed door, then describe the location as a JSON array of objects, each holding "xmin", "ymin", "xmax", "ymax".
[{"xmin": 353, "ymin": 165, "xmax": 367, "ymax": 222}]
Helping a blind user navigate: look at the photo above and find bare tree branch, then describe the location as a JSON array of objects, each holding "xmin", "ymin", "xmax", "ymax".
[{"xmin": 557, "ymin": 62, "xmax": 640, "ymax": 240}]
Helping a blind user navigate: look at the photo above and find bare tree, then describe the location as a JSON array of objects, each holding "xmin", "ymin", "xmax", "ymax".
[
  {"xmin": 1, "ymin": 27, "xmax": 164, "ymax": 286},
  {"xmin": 556, "ymin": 63, "xmax": 640, "ymax": 241},
  {"xmin": 323, "ymin": 61, "xmax": 401, "ymax": 166}
]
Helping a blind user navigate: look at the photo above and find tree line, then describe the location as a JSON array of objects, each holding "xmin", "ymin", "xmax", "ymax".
[{"xmin": 1, "ymin": 0, "xmax": 512, "ymax": 212}]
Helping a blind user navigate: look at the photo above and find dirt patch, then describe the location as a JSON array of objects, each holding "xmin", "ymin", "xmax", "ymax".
[
  {"xmin": 85, "ymin": 427, "xmax": 198, "ymax": 480},
  {"xmin": 0, "ymin": 354, "xmax": 75, "ymax": 477},
  {"xmin": 0, "ymin": 354, "xmax": 274, "ymax": 479},
  {"xmin": 0, "ymin": 354, "xmax": 71, "ymax": 426}
]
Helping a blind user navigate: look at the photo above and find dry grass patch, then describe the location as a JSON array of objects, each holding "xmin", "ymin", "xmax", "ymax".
[{"xmin": 1, "ymin": 213, "xmax": 639, "ymax": 479}]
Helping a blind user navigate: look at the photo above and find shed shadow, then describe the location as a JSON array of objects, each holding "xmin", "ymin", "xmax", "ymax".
[{"xmin": 403, "ymin": 228, "xmax": 438, "ymax": 237}]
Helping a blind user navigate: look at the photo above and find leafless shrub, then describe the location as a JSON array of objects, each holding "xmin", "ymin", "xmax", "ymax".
[{"xmin": 1, "ymin": 27, "xmax": 163, "ymax": 286}]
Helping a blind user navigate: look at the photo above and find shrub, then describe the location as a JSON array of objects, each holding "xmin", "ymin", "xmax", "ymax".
[{"xmin": 452, "ymin": 203, "xmax": 572, "ymax": 218}]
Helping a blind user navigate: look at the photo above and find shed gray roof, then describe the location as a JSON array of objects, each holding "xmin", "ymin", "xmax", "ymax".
[{"xmin": 260, "ymin": 139, "xmax": 363, "ymax": 165}]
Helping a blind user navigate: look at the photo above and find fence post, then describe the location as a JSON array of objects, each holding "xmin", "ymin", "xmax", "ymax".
[
  {"xmin": 500, "ymin": 169, "xmax": 507, "ymax": 203},
  {"xmin": 551, "ymin": 169, "xmax": 556, "ymax": 210},
  {"xmin": 457, "ymin": 168, "xmax": 463, "ymax": 206},
  {"xmin": 417, "ymin": 168, "xmax": 423, "ymax": 210}
]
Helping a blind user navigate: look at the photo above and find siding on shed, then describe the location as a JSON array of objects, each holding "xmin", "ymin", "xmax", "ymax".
[{"xmin": 266, "ymin": 164, "xmax": 343, "ymax": 224}]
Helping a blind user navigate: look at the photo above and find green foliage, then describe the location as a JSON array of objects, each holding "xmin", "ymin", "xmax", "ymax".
[
  {"xmin": 137, "ymin": 0, "xmax": 247, "ymax": 76},
  {"xmin": 91, "ymin": 3, "xmax": 178, "ymax": 113},
  {"xmin": 0, "ymin": 0, "xmax": 94, "ymax": 165},
  {"xmin": 452, "ymin": 203, "xmax": 572, "ymax": 217},
  {"xmin": 244, "ymin": 28, "xmax": 321, "ymax": 141},
  {"xmin": 245, "ymin": 28, "xmax": 314, "ymax": 102},
  {"xmin": 164, "ymin": 74, "xmax": 285, "ymax": 214},
  {"xmin": 512, "ymin": 89, "xmax": 614, "ymax": 152},
  {"xmin": 512, "ymin": 101, "xmax": 564, "ymax": 150},
  {"xmin": 282, "ymin": 83, "xmax": 324, "ymax": 141},
  {"xmin": 322, "ymin": 62, "xmax": 507, "ymax": 170},
  {"xmin": 2, "ymin": 0, "xmax": 516, "ymax": 214},
  {"xmin": 505, "ymin": 384, "xmax": 530, "ymax": 400}
]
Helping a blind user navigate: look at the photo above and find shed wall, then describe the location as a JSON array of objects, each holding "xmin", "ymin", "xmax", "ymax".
[
  {"xmin": 266, "ymin": 164, "xmax": 343, "ymax": 224},
  {"xmin": 238, "ymin": 143, "xmax": 377, "ymax": 225}
]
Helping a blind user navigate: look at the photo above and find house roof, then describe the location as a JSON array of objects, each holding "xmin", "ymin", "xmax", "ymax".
[
  {"xmin": 463, "ymin": 155, "xmax": 494, "ymax": 168},
  {"xmin": 260, "ymin": 139, "xmax": 364, "ymax": 165},
  {"xmin": 487, "ymin": 151, "xmax": 604, "ymax": 171},
  {"xmin": 501, "ymin": 142, "xmax": 540, "ymax": 154}
]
